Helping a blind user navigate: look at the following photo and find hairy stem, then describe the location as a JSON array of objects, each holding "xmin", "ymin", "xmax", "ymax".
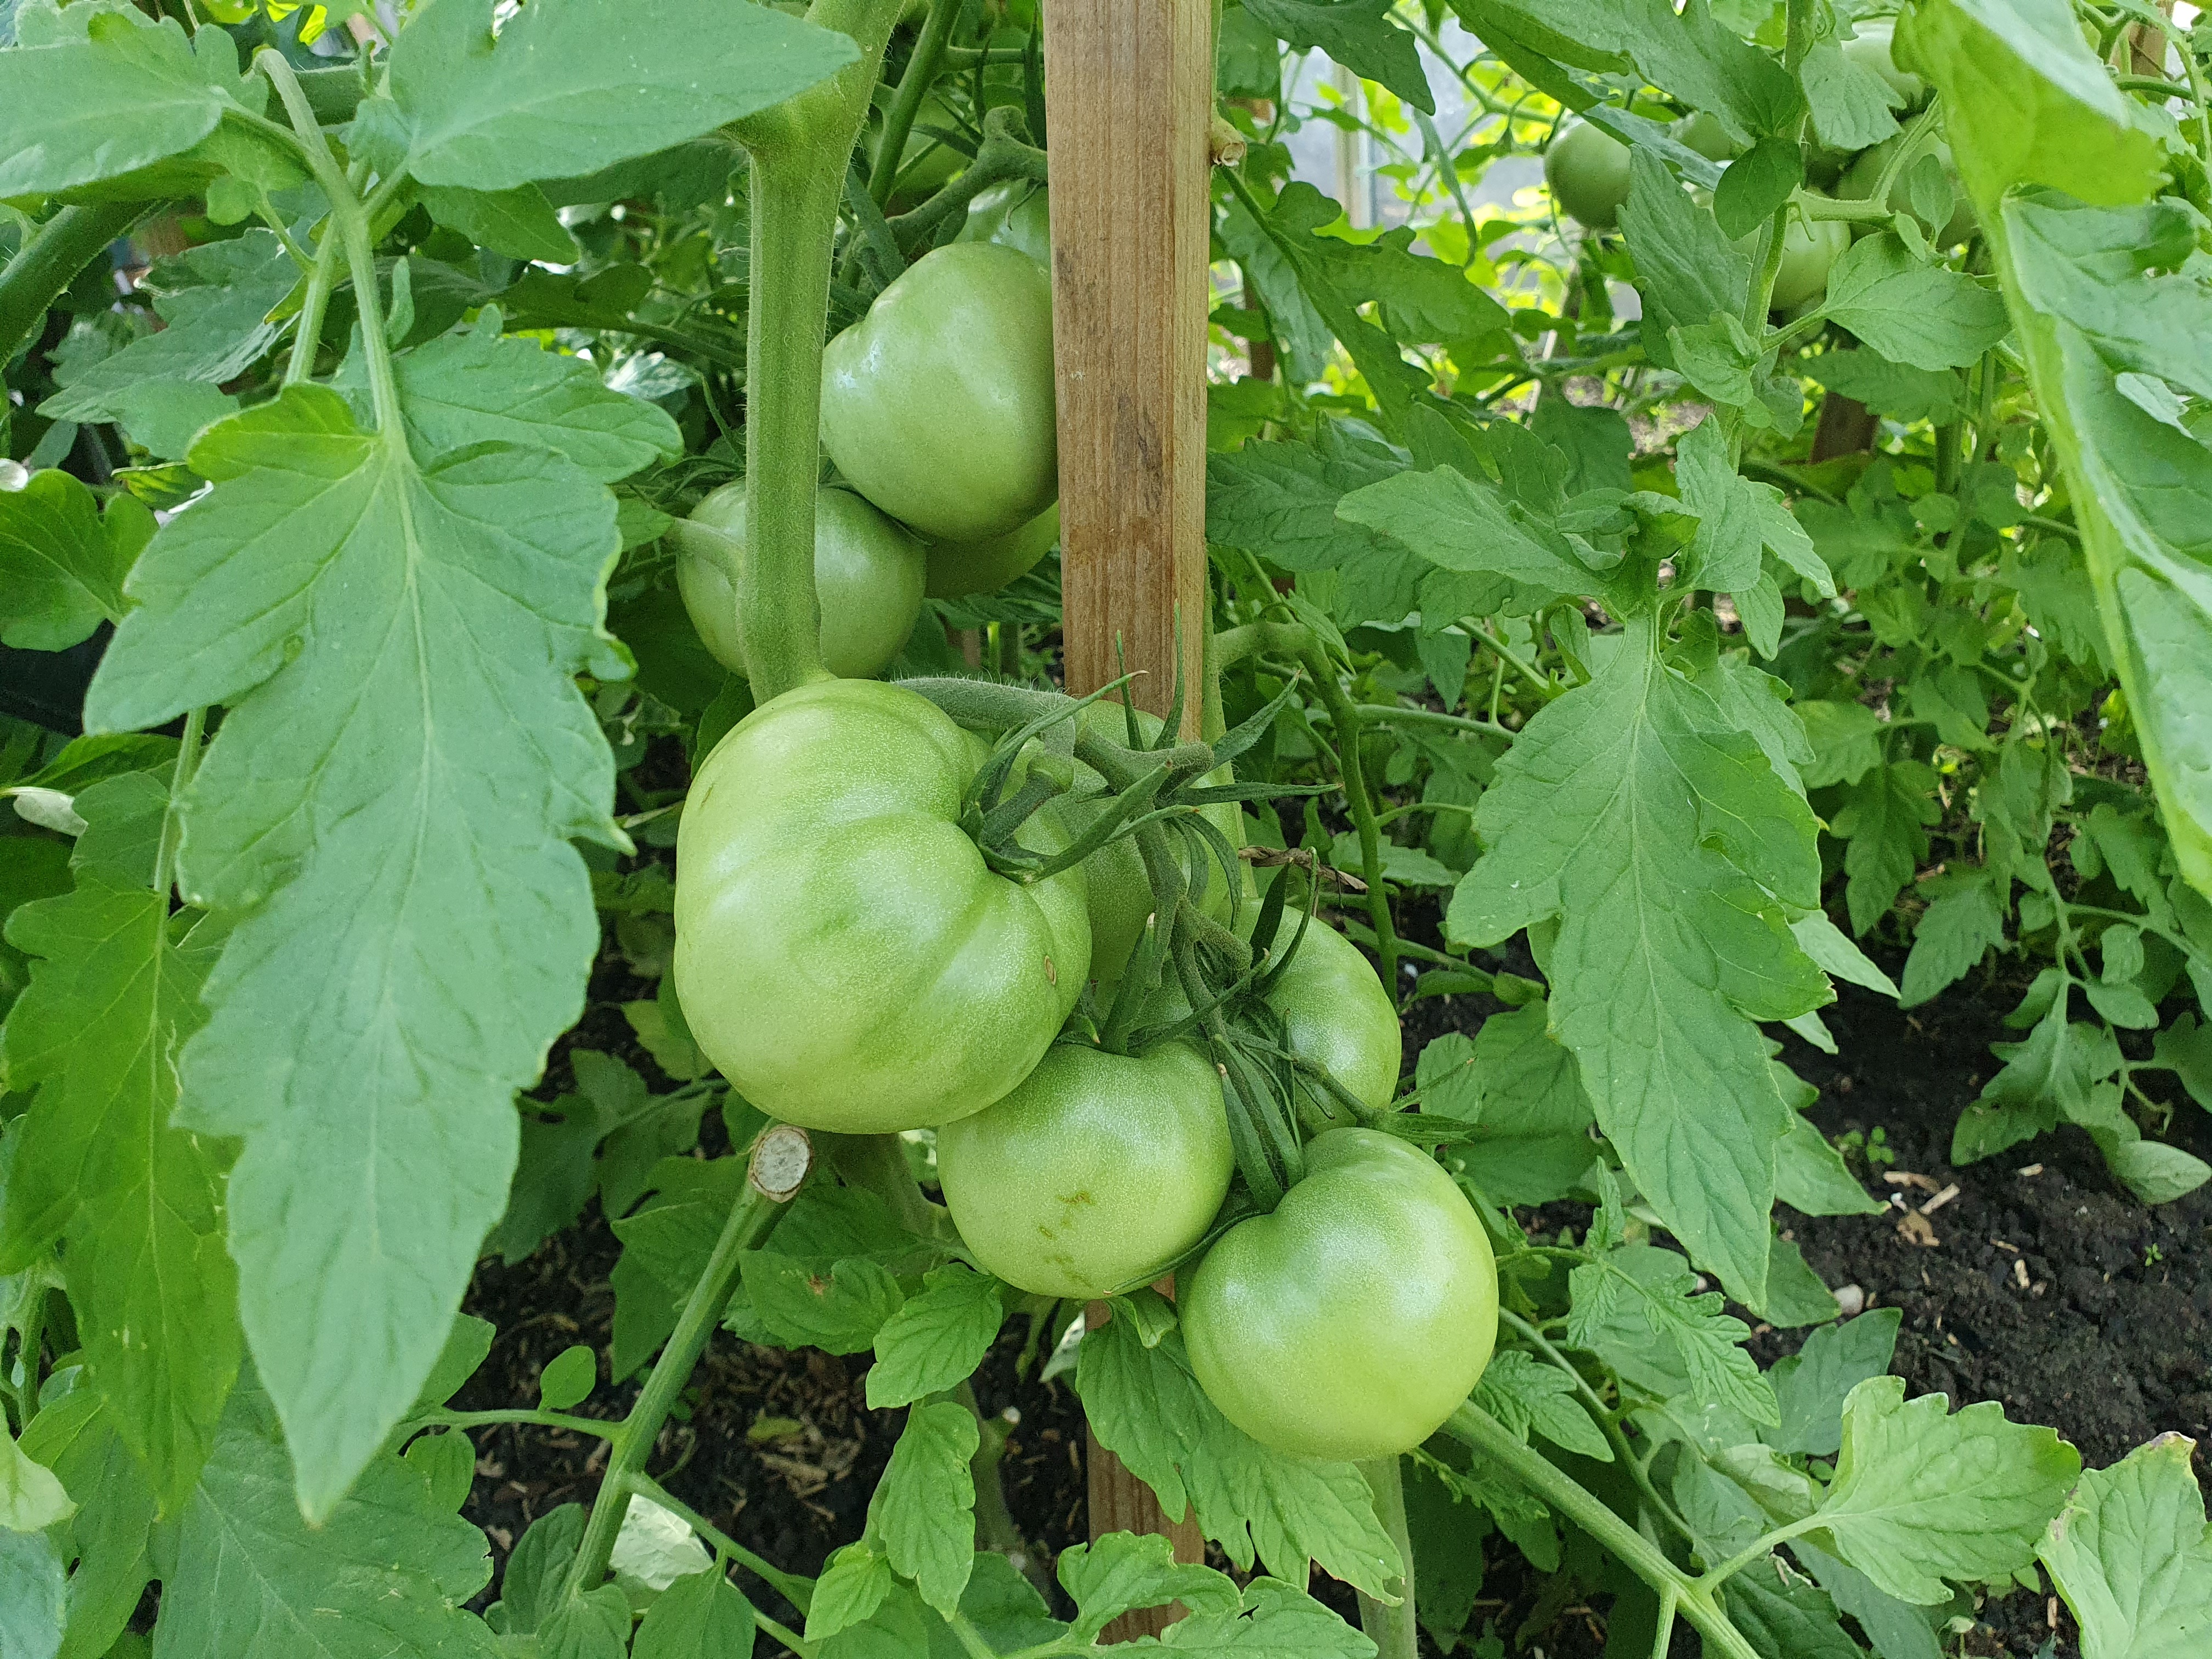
[
  {"xmin": 868, "ymin": 0, "xmax": 960, "ymax": 203},
  {"xmin": 151, "ymin": 706, "xmax": 206, "ymax": 902},
  {"xmin": 561, "ymin": 1142, "xmax": 806, "ymax": 1601},
  {"xmin": 1444, "ymin": 1403, "xmax": 1761, "ymax": 1659},
  {"xmin": 1356, "ymin": 1457, "xmax": 1418, "ymax": 1659},
  {"xmin": 0, "ymin": 201, "xmax": 153, "ymax": 368}
]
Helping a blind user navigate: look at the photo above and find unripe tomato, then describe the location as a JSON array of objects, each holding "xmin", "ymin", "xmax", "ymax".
[
  {"xmin": 1674, "ymin": 111, "xmax": 1737, "ymax": 161},
  {"xmin": 957, "ymin": 179, "xmax": 1051, "ymax": 268},
  {"xmin": 1740, "ymin": 208, "xmax": 1850, "ymax": 310},
  {"xmin": 821, "ymin": 242, "xmax": 1058, "ymax": 544},
  {"xmin": 1840, "ymin": 136, "xmax": 1976, "ymax": 247},
  {"xmin": 926, "ymin": 503, "xmax": 1058, "ymax": 600},
  {"xmin": 937, "ymin": 1040, "xmax": 1233, "ymax": 1300},
  {"xmin": 1182, "ymin": 1128, "xmax": 1498, "ymax": 1461},
  {"xmin": 1263, "ymin": 912, "xmax": 1401, "ymax": 1110},
  {"xmin": 1841, "ymin": 20, "xmax": 1926, "ymax": 109},
  {"xmin": 675, "ymin": 483, "xmax": 926, "ymax": 681},
  {"xmin": 1544, "ymin": 118, "xmax": 1633, "ymax": 231},
  {"xmin": 675, "ymin": 679, "xmax": 1090, "ymax": 1132}
]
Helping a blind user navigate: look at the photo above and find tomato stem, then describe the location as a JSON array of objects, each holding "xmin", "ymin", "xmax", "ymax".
[
  {"xmin": 1354, "ymin": 1457, "xmax": 1419, "ymax": 1659},
  {"xmin": 0, "ymin": 201, "xmax": 155, "ymax": 369},
  {"xmin": 733, "ymin": 0, "xmax": 909, "ymax": 702},
  {"xmin": 868, "ymin": 0, "xmax": 961, "ymax": 205}
]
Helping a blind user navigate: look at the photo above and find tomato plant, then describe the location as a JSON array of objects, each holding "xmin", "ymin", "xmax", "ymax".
[{"xmin": 2, "ymin": 0, "xmax": 2209, "ymax": 1656}]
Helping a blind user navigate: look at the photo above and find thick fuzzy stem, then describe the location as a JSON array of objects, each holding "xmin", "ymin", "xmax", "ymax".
[{"xmin": 0, "ymin": 201, "xmax": 151, "ymax": 368}]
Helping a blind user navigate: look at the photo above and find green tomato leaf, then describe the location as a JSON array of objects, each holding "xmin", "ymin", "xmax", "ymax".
[
  {"xmin": 1830, "ymin": 761, "xmax": 1937, "ymax": 936},
  {"xmin": 866, "ymin": 1266, "xmax": 1005, "ymax": 1410},
  {"xmin": 613, "ymin": 1156, "xmax": 749, "ymax": 1299},
  {"xmin": 1567, "ymin": 1243, "xmax": 1778, "ymax": 1424},
  {"xmin": 608, "ymin": 1496, "xmax": 710, "ymax": 1594},
  {"xmin": 0, "ymin": 869, "xmax": 238, "ymax": 1515},
  {"xmin": 2038, "ymin": 1432, "xmax": 2212, "ymax": 1659},
  {"xmin": 1798, "ymin": 38, "xmax": 1904, "ymax": 151},
  {"xmin": 633, "ymin": 1567, "xmax": 758, "ymax": 1659},
  {"xmin": 1814, "ymin": 236, "xmax": 2011, "ymax": 370},
  {"xmin": 1773, "ymin": 1111, "xmax": 1884, "ymax": 1218},
  {"xmin": 1205, "ymin": 436, "xmax": 1402, "ymax": 574},
  {"xmin": 1763, "ymin": 1309, "xmax": 1903, "ymax": 1458},
  {"xmin": 1057, "ymin": 1532, "xmax": 1242, "ymax": 1643},
  {"xmin": 402, "ymin": 1429, "xmax": 476, "ymax": 1514},
  {"xmin": 1337, "ymin": 464, "xmax": 1591, "ymax": 596},
  {"xmin": 0, "ymin": 1528, "xmax": 66, "ymax": 1659},
  {"xmin": 1426, "ymin": 1003, "xmax": 1599, "ymax": 1207},
  {"xmin": 416, "ymin": 181, "xmax": 580, "ymax": 264},
  {"xmin": 1448, "ymin": 617, "xmax": 1824, "ymax": 1307},
  {"xmin": 1239, "ymin": 0, "xmax": 1432, "ymax": 114},
  {"xmin": 1722, "ymin": 1571, "xmax": 1864, "ymax": 1659},
  {"xmin": 0, "ymin": 1430, "xmax": 73, "ymax": 1531},
  {"xmin": 1618, "ymin": 149, "xmax": 1751, "ymax": 372},
  {"xmin": 336, "ymin": 313, "xmax": 682, "ymax": 484},
  {"xmin": 1900, "ymin": 879, "xmax": 2008, "ymax": 1007},
  {"xmin": 82, "ymin": 382, "xmax": 626, "ymax": 1521},
  {"xmin": 741, "ymin": 1253, "xmax": 905, "ymax": 1356},
  {"xmin": 1713, "ymin": 136, "xmax": 1804, "ymax": 241},
  {"xmin": 1469, "ymin": 1350, "xmax": 1612, "ymax": 1462},
  {"xmin": 807, "ymin": 1543, "xmax": 895, "ymax": 1643},
  {"xmin": 0, "ymin": 469, "xmax": 134, "ymax": 651},
  {"xmin": 1163, "ymin": 1574, "xmax": 1387, "ymax": 1656},
  {"xmin": 1809, "ymin": 1375, "xmax": 2080, "ymax": 1604},
  {"xmin": 1791, "ymin": 1539, "xmax": 1947, "ymax": 1659},
  {"xmin": 872, "ymin": 1400, "xmax": 978, "ymax": 1618},
  {"xmin": 386, "ymin": 0, "xmax": 860, "ymax": 191},
  {"xmin": 157, "ymin": 1385, "xmax": 501, "ymax": 1658},
  {"xmin": 15, "ymin": 1388, "xmax": 156, "ymax": 1657},
  {"xmin": 536, "ymin": 1344, "xmax": 595, "ymax": 1412},
  {"xmin": 42, "ymin": 232, "xmax": 298, "ymax": 425},
  {"xmin": 1804, "ymin": 349, "xmax": 1966, "ymax": 425},
  {"xmin": 1075, "ymin": 1316, "xmax": 1403, "ymax": 1599},
  {"xmin": 0, "ymin": 5, "xmax": 235, "ymax": 196},
  {"xmin": 500, "ymin": 1505, "xmax": 586, "ymax": 1633}
]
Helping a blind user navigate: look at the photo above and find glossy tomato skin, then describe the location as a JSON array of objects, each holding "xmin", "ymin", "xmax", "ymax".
[
  {"xmin": 821, "ymin": 242, "xmax": 1058, "ymax": 544},
  {"xmin": 1673, "ymin": 111, "xmax": 1738, "ymax": 161},
  {"xmin": 676, "ymin": 483, "xmax": 926, "ymax": 681},
  {"xmin": 957, "ymin": 179, "xmax": 1051, "ymax": 267},
  {"xmin": 926, "ymin": 503, "xmax": 1059, "ymax": 600},
  {"xmin": 1840, "ymin": 137, "xmax": 1975, "ymax": 247},
  {"xmin": 1265, "ymin": 913, "xmax": 1402, "ymax": 1110},
  {"xmin": 938, "ymin": 1040, "xmax": 1233, "ymax": 1300},
  {"xmin": 675, "ymin": 679, "xmax": 1090, "ymax": 1132},
  {"xmin": 1183, "ymin": 1128, "xmax": 1498, "ymax": 1462},
  {"xmin": 1544, "ymin": 118, "xmax": 1632, "ymax": 230},
  {"xmin": 1841, "ymin": 20, "xmax": 1926, "ymax": 108},
  {"xmin": 1747, "ymin": 208, "xmax": 1850, "ymax": 309}
]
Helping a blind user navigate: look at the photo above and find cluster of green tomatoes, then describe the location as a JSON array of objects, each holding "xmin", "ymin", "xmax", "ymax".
[
  {"xmin": 665, "ymin": 183, "xmax": 1500, "ymax": 1465},
  {"xmin": 1543, "ymin": 19, "xmax": 1968, "ymax": 312}
]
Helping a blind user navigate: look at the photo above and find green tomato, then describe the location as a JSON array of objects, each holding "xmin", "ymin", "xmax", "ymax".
[
  {"xmin": 674, "ymin": 679, "xmax": 1090, "ymax": 1132},
  {"xmin": 957, "ymin": 179, "xmax": 1051, "ymax": 268},
  {"xmin": 1544, "ymin": 117, "xmax": 1633, "ymax": 232},
  {"xmin": 937, "ymin": 1040, "xmax": 1233, "ymax": 1300},
  {"xmin": 1183, "ymin": 1128, "xmax": 1498, "ymax": 1461},
  {"xmin": 1841, "ymin": 19, "xmax": 1926, "ymax": 109},
  {"xmin": 1839, "ymin": 136, "xmax": 1976, "ymax": 247},
  {"xmin": 1264, "ymin": 913, "xmax": 1401, "ymax": 1110},
  {"xmin": 1742, "ymin": 208, "xmax": 1850, "ymax": 310},
  {"xmin": 1674, "ymin": 111, "xmax": 1738, "ymax": 162},
  {"xmin": 675, "ymin": 483, "xmax": 926, "ymax": 681},
  {"xmin": 821, "ymin": 242, "xmax": 1059, "ymax": 544},
  {"xmin": 926, "ymin": 503, "xmax": 1059, "ymax": 600}
]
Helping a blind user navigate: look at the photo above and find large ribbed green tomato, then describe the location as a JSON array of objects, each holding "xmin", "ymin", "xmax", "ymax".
[
  {"xmin": 675, "ymin": 680, "xmax": 1090, "ymax": 1132},
  {"xmin": 1263, "ymin": 915, "xmax": 1402, "ymax": 1110},
  {"xmin": 1544, "ymin": 118, "xmax": 1632, "ymax": 230},
  {"xmin": 675, "ymin": 483, "xmax": 925, "ymax": 681},
  {"xmin": 820, "ymin": 242, "xmax": 1058, "ymax": 544},
  {"xmin": 1839, "ymin": 137, "xmax": 1975, "ymax": 247},
  {"xmin": 1765, "ymin": 209, "xmax": 1850, "ymax": 309},
  {"xmin": 1182, "ymin": 1129, "xmax": 1498, "ymax": 1461},
  {"xmin": 926, "ymin": 504, "xmax": 1058, "ymax": 600},
  {"xmin": 937, "ymin": 1040, "xmax": 1233, "ymax": 1300}
]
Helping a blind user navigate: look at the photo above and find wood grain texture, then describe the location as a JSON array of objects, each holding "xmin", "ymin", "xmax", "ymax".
[{"xmin": 1045, "ymin": 0, "xmax": 1211, "ymax": 737}]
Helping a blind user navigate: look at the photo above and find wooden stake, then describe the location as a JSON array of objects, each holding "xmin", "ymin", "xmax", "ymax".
[
  {"xmin": 1045, "ymin": 0, "xmax": 1211, "ymax": 736},
  {"xmin": 1045, "ymin": 0, "xmax": 1213, "ymax": 1640}
]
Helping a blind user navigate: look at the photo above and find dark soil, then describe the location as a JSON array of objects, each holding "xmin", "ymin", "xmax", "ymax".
[{"xmin": 455, "ymin": 901, "xmax": 2209, "ymax": 1658}]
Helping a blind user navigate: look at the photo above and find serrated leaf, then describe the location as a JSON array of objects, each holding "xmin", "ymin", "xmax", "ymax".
[
  {"xmin": 1765, "ymin": 1309, "xmax": 1903, "ymax": 1457},
  {"xmin": 0, "ymin": 1430, "xmax": 72, "ymax": 1531},
  {"xmin": 1831, "ymin": 762, "xmax": 1937, "ymax": 936},
  {"xmin": 1809, "ymin": 1375, "xmax": 2080, "ymax": 1604},
  {"xmin": 0, "ymin": 9, "xmax": 232, "ymax": 196},
  {"xmin": 1816, "ymin": 236, "xmax": 2011, "ymax": 370},
  {"xmin": 808, "ymin": 1544, "xmax": 894, "ymax": 1643},
  {"xmin": 873, "ymin": 1401, "xmax": 978, "ymax": 1617},
  {"xmin": 0, "ymin": 873, "xmax": 238, "ymax": 1513},
  {"xmin": 1448, "ymin": 616, "xmax": 1823, "ymax": 1306},
  {"xmin": 1469, "ymin": 1349, "xmax": 1612, "ymax": 1461},
  {"xmin": 0, "ymin": 1527, "xmax": 65, "ymax": 1659},
  {"xmin": 1799, "ymin": 37, "xmax": 1903, "ymax": 151},
  {"xmin": 156, "ymin": 1385, "xmax": 501, "ymax": 1658},
  {"xmin": 0, "ymin": 470, "xmax": 138, "ymax": 652},
  {"xmin": 387, "ymin": 0, "xmax": 859, "ymax": 191},
  {"xmin": 609, "ymin": 1496, "xmax": 710, "ymax": 1594},
  {"xmin": 742, "ymin": 1253, "xmax": 904, "ymax": 1356},
  {"xmin": 1240, "ymin": 0, "xmax": 1432, "ymax": 113},
  {"xmin": 633, "ymin": 1567, "xmax": 758, "ymax": 1659},
  {"xmin": 1723, "ymin": 1570, "xmax": 1864, "ymax": 1659},
  {"xmin": 42, "ymin": 232, "xmax": 298, "ymax": 425},
  {"xmin": 417, "ymin": 181, "xmax": 580, "ymax": 264},
  {"xmin": 1075, "ymin": 1316, "xmax": 1401, "ymax": 1598},
  {"xmin": 1901, "ymin": 880, "xmax": 2008, "ymax": 1006},
  {"xmin": 1338, "ymin": 464, "xmax": 1589, "ymax": 596},
  {"xmin": 1567, "ymin": 1245, "xmax": 1778, "ymax": 1423},
  {"xmin": 2039, "ymin": 1433, "xmax": 2212, "ymax": 1659},
  {"xmin": 82, "ymin": 382, "xmax": 624, "ymax": 1520},
  {"xmin": 1774, "ymin": 1111, "xmax": 1883, "ymax": 1217},
  {"xmin": 340, "ymin": 318, "xmax": 682, "ymax": 484},
  {"xmin": 1058, "ymin": 1532, "xmax": 1242, "ymax": 1641},
  {"xmin": 15, "ymin": 1386, "xmax": 154, "ymax": 1658},
  {"xmin": 1204, "ymin": 438, "xmax": 1400, "ymax": 573},
  {"xmin": 867, "ymin": 1267, "xmax": 1004, "ymax": 1409}
]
